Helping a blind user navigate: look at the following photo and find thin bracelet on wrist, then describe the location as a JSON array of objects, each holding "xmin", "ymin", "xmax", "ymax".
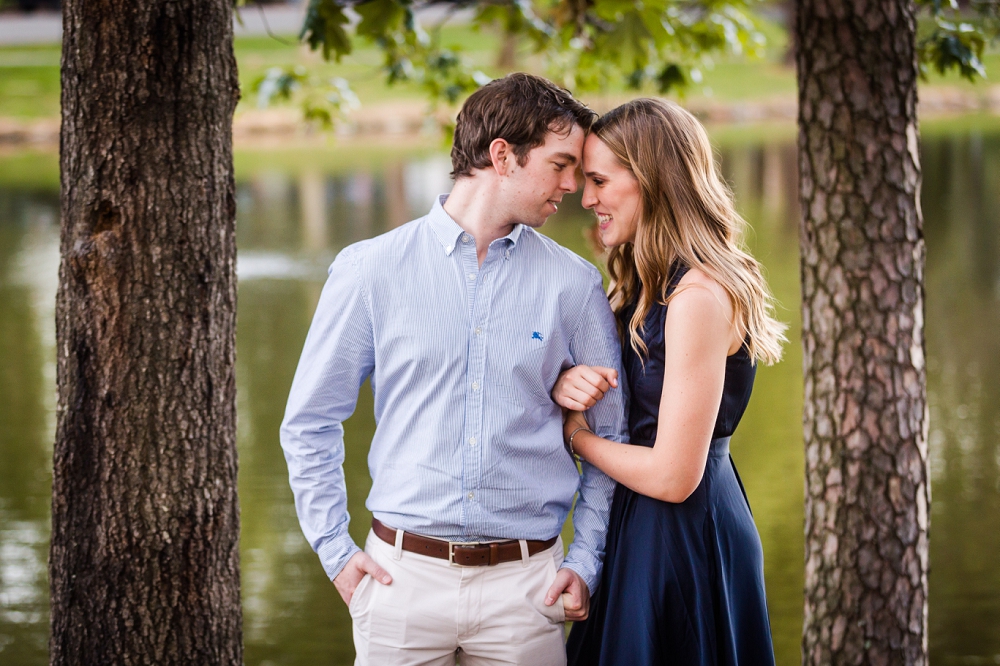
[{"xmin": 567, "ymin": 426, "xmax": 592, "ymax": 461}]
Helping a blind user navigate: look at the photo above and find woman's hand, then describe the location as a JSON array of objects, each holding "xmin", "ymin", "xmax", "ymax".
[{"xmin": 552, "ymin": 365, "xmax": 619, "ymax": 411}]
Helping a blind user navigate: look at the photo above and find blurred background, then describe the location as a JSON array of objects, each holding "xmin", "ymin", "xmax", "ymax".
[{"xmin": 0, "ymin": 1, "xmax": 998, "ymax": 664}]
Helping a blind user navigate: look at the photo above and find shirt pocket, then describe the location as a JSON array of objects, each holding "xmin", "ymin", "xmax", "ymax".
[
  {"xmin": 492, "ymin": 343, "xmax": 556, "ymax": 411},
  {"xmin": 493, "ymin": 323, "xmax": 569, "ymax": 389}
]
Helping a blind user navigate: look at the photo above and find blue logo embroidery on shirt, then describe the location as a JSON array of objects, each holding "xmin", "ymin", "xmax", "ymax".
[{"xmin": 532, "ymin": 331, "xmax": 544, "ymax": 342}]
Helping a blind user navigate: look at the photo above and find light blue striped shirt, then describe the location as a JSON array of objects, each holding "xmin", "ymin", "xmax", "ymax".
[{"xmin": 280, "ymin": 195, "xmax": 628, "ymax": 592}]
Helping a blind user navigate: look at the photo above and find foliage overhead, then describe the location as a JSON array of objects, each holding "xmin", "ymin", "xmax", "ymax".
[
  {"xmin": 916, "ymin": 0, "xmax": 999, "ymax": 81},
  {"xmin": 256, "ymin": 0, "xmax": 765, "ymax": 124},
  {"xmin": 251, "ymin": 0, "xmax": 1000, "ymax": 125}
]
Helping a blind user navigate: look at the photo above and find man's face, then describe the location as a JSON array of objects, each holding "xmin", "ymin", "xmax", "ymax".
[{"xmin": 502, "ymin": 123, "xmax": 585, "ymax": 228}]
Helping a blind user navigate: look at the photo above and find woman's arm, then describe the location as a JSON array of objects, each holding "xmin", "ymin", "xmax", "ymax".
[{"xmin": 567, "ymin": 270, "xmax": 739, "ymax": 503}]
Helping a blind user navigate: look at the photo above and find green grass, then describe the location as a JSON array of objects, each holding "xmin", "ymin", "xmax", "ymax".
[
  {"xmin": 0, "ymin": 43, "xmax": 61, "ymax": 118},
  {"xmin": 0, "ymin": 149, "xmax": 58, "ymax": 188}
]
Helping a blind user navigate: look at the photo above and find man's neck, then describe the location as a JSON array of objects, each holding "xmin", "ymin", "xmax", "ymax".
[{"xmin": 443, "ymin": 177, "xmax": 518, "ymax": 266}]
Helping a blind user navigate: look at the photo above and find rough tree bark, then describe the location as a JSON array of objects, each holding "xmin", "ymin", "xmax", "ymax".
[
  {"xmin": 51, "ymin": 1, "xmax": 242, "ymax": 664},
  {"xmin": 796, "ymin": 1, "xmax": 929, "ymax": 664}
]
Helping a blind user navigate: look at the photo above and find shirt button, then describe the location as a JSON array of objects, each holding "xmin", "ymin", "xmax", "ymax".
[
  {"xmin": 474, "ymin": 327, "xmax": 482, "ymax": 335},
  {"xmin": 471, "ymin": 381, "xmax": 480, "ymax": 391},
  {"xmin": 469, "ymin": 436, "xmax": 477, "ymax": 446},
  {"xmin": 462, "ymin": 234, "xmax": 472, "ymax": 243},
  {"xmin": 505, "ymin": 250, "xmax": 511, "ymax": 259},
  {"xmin": 445, "ymin": 245, "xmax": 453, "ymax": 253},
  {"xmin": 467, "ymin": 273, "xmax": 476, "ymax": 281},
  {"xmin": 468, "ymin": 492, "xmax": 474, "ymax": 499}
]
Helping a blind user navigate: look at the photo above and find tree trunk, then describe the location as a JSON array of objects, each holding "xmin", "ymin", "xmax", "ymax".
[
  {"xmin": 51, "ymin": 1, "xmax": 242, "ymax": 664},
  {"xmin": 796, "ymin": 1, "xmax": 929, "ymax": 664}
]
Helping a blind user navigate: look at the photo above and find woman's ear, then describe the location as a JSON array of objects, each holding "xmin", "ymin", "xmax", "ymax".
[{"xmin": 489, "ymin": 138, "xmax": 512, "ymax": 176}]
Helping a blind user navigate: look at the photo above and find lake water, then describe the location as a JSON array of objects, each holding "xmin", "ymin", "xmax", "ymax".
[{"xmin": 1, "ymin": 121, "xmax": 998, "ymax": 665}]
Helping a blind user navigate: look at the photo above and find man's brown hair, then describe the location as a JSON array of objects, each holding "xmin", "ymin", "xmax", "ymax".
[{"xmin": 450, "ymin": 73, "xmax": 596, "ymax": 179}]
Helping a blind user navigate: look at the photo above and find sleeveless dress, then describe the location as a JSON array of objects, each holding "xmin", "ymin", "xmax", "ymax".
[{"xmin": 566, "ymin": 265, "xmax": 775, "ymax": 666}]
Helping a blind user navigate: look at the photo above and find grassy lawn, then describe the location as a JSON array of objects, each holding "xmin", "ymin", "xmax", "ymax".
[
  {"xmin": 0, "ymin": 43, "xmax": 60, "ymax": 118},
  {"xmin": 0, "ymin": 17, "xmax": 997, "ymax": 121}
]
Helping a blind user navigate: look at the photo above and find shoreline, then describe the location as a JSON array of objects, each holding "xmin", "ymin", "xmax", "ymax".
[{"xmin": 2, "ymin": 86, "xmax": 999, "ymax": 151}]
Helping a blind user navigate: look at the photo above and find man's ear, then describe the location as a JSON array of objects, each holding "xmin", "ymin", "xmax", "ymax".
[{"xmin": 489, "ymin": 138, "xmax": 512, "ymax": 176}]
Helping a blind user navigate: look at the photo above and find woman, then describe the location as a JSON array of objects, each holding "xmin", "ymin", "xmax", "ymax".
[{"xmin": 556, "ymin": 98, "xmax": 786, "ymax": 665}]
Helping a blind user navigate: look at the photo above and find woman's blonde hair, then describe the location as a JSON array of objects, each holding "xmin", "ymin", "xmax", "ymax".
[{"xmin": 594, "ymin": 98, "xmax": 786, "ymax": 365}]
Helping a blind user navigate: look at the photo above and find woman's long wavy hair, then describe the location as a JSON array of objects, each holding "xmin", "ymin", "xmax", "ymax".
[{"xmin": 594, "ymin": 98, "xmax": 786, "ymax": 365}]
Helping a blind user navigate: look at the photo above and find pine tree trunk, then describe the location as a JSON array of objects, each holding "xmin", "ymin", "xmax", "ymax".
[
  {"xmin": 51, "ymin": 1, "xmax": 242, "ymax": 663},
  {"xmin": 796, "ymin": 1, "xmax": 929, "ymax": 664}
]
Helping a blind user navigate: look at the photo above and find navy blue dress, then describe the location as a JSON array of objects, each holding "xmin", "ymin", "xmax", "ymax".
[{"xmin": 567, "ymin": 265, "xmax": 775, "ymax": 666}]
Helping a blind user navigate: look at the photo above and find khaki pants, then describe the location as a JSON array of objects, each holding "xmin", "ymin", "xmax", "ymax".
[{"xmin": 350, "ymin": 529, "xmax": 568, "ymax": 666}]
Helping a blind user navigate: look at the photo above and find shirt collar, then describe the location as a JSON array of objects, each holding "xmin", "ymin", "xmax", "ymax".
[{"xmin": 427, "ymin": 194, "xmax": 524, "ymax": 256}]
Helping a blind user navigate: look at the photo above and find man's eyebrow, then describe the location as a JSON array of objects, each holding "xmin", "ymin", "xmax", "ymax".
[{"xmin": 552, "ymin": 152, "xmax": 579, "ymax": 164}]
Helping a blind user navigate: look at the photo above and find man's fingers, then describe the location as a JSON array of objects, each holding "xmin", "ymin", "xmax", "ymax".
[
  {"xmin": 362, "ymin": 558, "xmax": 392, "ymax": 585},
  {"xmin": 548, "ymin": 568, "xmax": 590, "ymax": 621},
  {"xmin": 561, "ymin": 591, "xmax": 582, "ymax": 611},
  {"xmin": 544, "ymin": 569, "xmax": 574, "ymax": 605}
]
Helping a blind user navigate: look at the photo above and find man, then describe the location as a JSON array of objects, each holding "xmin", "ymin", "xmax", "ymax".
[{"xmin": 280, "ymin": 72, "xmax": 627, "ymax": 665}]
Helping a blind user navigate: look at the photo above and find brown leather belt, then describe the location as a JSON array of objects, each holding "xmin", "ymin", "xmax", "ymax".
[{"xmin": 372, "ymin": 518, "xmax": 558, "ymax": 567}]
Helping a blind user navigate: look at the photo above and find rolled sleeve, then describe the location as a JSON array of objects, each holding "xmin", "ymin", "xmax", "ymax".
[
  {"xmin": 279, "ymin": 246, "xmax": 374, "ymax": 581},
  {"xmin": 559, "ymin": 272, "xmax": 629, "ymax": 593}
]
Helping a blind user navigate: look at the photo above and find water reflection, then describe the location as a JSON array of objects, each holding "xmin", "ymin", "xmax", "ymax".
[
  {"xmin": 1, "ymin": 128, "xmax": 999, "ymax": 664},
  {"xmin": 921, "ymin": 131, "xmax": 1000, "ymax": 661},
  {"xmin": 0, "ymin": 188, "xmax": 58, "ymax": 664}
]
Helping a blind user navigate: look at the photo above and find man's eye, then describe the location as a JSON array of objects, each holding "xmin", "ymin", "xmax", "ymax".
[{"xmin": 555, "ymin": 163, "xmax": 567, "ymax": 170}]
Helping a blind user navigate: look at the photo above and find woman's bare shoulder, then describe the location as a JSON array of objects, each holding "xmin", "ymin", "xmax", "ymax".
[{"xmin": 673, "ymin": 267, "xmax": 733, "ymax": 320}]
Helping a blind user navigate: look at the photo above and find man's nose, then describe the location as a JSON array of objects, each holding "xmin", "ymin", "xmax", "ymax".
[{"xmin": 562, "ymin": 169, "xmax": 578, "ymax": 193}]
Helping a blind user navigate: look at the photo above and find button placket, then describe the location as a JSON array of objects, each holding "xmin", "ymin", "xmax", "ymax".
[
  {"xmin": 460, "ymin": 236, "xmax": 506, "ymax": 530},
  {"xmin": 459, "ymin": 236, "xmax": 487, "ymax": 521}
]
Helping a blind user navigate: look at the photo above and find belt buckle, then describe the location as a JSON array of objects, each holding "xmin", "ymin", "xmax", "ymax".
[{"xmin": 448, "ymin": 541, "xmax": 481, "ymax": 567}]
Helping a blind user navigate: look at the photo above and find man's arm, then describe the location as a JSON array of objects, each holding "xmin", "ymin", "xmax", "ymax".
[
  {"xmin": 557, "ymin": 272, "xmax": 629, "ymax": 593},
  {"xmin": 279, "ymin": 246, "xmax": 376, "ymax": 584}
]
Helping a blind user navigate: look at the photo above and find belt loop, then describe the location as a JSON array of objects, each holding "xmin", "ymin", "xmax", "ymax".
[
  {"xmin": 519, "ymin": 539, "xmax": 529, "ymax": 567},
  {"xmin": 393, "ymin": 528, "xmax": 404, "ymax": 561}
]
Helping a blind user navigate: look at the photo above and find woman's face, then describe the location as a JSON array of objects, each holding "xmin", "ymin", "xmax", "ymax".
[{"xmin": 581, "ymin": 133, "xmax": 642, "ymax": 248}]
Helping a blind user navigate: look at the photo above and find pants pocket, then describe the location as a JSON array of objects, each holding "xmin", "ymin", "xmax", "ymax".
[
  {"xmin": 348, "ymin": 573, "xmax": 373, "ymax": 617},
  {"xmin": 537, "ymin": 551, "xmax": 567, "ymax": 625}
]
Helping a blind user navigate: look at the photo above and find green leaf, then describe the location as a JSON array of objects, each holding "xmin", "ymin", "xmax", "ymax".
[
  {"xmin": 919, "ymin": 17, "xmax": 988, "ymax": 81},
  {"xmin": 356, "ymin": 0, "xmax": 408, "ymax": 39},
  {"xmin": 300, "ymin": 0, "xmax": 352, "ymax": 61},
  {"xmin": 656, "ymin": 63, "xmax": 687, "ymax": 93}
]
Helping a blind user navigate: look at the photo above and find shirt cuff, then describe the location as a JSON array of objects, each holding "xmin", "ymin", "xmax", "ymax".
[
  {"xmin": 560, "ymin": 551, "xmax": 601, "ymax": 595},
  {"xmin": 316, "ymin": 532, "xmax": 362, "ymax": 581}
]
